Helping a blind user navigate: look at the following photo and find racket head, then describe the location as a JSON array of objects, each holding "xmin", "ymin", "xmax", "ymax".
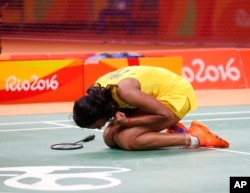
[{"xmin": 51, "ymin": 143, "xmax": 83, "ymax": 150}]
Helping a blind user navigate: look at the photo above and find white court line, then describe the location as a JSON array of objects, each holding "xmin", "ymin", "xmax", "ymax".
[
  {"xmin": 188, "ymin": 111, "xmax": 250, "ymax": 116},
  {"xmin": 44, "ymin": 121, "xmax": 76, "ymax": 128},
  {"xmin": 182, "ymin": 116, "xmax": 250, "ymax": 123},
  {"xmin": 1, "ymin": 117, "xmax": 250, "ymax": 132},
  {"xmin": 0, "ymin": 110, "xmax": 250, "ymax": 126},
  {"xmin": 0, "ymin": 120, "xmax": 70, "ymax": 126},
  {"xmin": 0, "ymin": 120, "xmax": 74, "ymax": 132},
  {"xmin": 0, "ymin": 126, "xmax": 68, "ymax": 132},
  {"xmin": 0, "ymin": 116, "xmax": 249, "ymax": 127},
  {"xmin": 208, "ymin": 148, "xmax": 250, "ymax": 156},
  {"xmin": 0, "ymin": 111, "xmax": 250, "ymax": 132}
]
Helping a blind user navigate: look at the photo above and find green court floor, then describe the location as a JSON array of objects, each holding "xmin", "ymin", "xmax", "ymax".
[{"xmin": 0, "ymin": 105, "xmax": 250, "ymax": 193}]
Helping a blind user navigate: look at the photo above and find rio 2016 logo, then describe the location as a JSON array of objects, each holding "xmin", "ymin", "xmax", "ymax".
[
  {"xmin": 0, "ymin": 166, "xmax": 131, "ymax": 191},
  {"xmin": 183, "ymin": 57, "xmax": 241, "ymax": 83},
  {"xmin": 5, "ymin": 74, "xmax": 59, "ymax": 92}
]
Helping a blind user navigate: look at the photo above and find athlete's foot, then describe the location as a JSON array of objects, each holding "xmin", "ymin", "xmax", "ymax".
[
  {"xmin": 188, "ymin": 120, "xmax": 230, "ymax": 148},
  {"xmin": 166, "ymin": 122, "xmax": 189, "ymax": 133}
]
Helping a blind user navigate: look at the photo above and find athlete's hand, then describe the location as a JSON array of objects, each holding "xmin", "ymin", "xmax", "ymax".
[{"xmin": 113, "ymin": 111, "xmax": 128, "ymax": 126}]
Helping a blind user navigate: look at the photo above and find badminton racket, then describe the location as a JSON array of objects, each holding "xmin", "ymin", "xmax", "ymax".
[{"xmin": 51, "ymin": 134, "xmax": 95, "ymax": 150}]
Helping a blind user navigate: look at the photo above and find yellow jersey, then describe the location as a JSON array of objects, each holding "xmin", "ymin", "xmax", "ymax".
[{"xmin": 96, "ymin": 66, "xmax": 197, "ymax": 118}]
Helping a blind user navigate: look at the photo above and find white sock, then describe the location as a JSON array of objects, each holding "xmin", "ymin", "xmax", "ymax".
[{"xmin": 189, "ymin": 135, "xmax": 199, "ymax": 146}]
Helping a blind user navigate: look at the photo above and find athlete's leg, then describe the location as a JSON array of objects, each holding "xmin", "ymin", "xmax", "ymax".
[
  {"xmin": 113, "ymin": 126, "xmax": 190, "ymax": 150},
  {"xmin": 104, "ymin": 106, "xmax": 183, "ymax": 150}
]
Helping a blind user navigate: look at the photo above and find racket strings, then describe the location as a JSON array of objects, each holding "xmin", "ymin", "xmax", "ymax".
[{"xmin": 51, "ymin": 135, "xmax": 95, "ymax": 150}]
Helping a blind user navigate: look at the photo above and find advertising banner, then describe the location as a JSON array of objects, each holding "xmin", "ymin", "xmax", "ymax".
[
  {"xmin": 141, "ymin": 49, "xmax": 246, "ymax": 89},
  {"xmin": 1, "ymin": 48, "xmax": 249, "ymax": 104},
  {"xmin": 0, "ymin": 59, "xmax": 83, "ymax": 104}
]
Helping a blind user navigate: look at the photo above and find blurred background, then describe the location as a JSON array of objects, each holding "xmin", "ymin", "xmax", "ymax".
[{"xmin": 1, "ymin": 0, "xmax": 250, "ymax": 53}]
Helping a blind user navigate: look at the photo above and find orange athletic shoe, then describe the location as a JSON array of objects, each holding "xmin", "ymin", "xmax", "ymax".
[
  {"xmin": 166, "ymin": 122, "xmax": 189, "ymax": 133},
  {"xmin": 188, "ymin": 120, "xmax": 230, "ymax": 148}
]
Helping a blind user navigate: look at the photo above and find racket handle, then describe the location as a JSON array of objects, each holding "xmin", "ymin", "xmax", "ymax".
[{"xmin": 83, "ymin": 135, "xmax": 95, "ymax": 142}]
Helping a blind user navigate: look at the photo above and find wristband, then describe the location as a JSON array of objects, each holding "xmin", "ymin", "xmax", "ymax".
[{"xmin": 127, "ymin": 118, "xmax": 131, "ymax": 127}]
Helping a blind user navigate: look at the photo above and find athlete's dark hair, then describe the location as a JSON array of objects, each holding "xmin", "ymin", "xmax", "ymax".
[{"xmin": 73, "ymin": 84, "xmax": 118, "ymax": 128}]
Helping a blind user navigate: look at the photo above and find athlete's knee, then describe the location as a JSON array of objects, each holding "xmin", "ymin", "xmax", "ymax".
[
  {"xmin": 103, "ymin": 126, "xmax": 120, "ymax": 149},
  {"xmin": 113, "ymin": 131, "xmax": 135, "ymax": 150},
  {"xmin": 114, "ymin": 131, "xmax": 145, "ymax": 151}
]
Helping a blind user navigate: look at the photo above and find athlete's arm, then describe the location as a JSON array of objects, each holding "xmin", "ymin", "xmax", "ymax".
[{"xmin": 115, "ymin": 78, "xmax": 176, "ymax": 127}]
